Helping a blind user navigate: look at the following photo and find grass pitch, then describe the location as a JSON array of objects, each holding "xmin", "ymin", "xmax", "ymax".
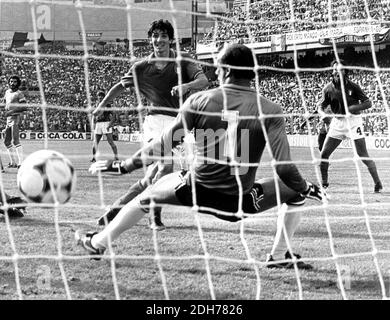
[{"xmin": 0, "ymin": 140, "xmax": 389, "ymax": 300}]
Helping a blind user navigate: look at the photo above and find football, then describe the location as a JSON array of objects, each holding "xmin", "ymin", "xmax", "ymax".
[{"xmin": 17, "ymin": 150, "xmax": 76, "ymax": 204}]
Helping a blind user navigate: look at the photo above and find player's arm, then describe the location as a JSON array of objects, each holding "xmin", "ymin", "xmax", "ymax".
[
  {"xmin": 5, "ymin": 94, "xmax": 27, "ymax": 116},
  {"xmin": 171, "ymin": 56, "xmax": 209, "ymax": 97},
  {"xmin": 90, "ymin": 97, "xmax": 195, "ymax": 175},
  {"xmin": 266, "ymin": 103, "xmax": 324, "ymax": 201},
  {"xmin": 92, "ymin": 83, "xmax": 124, "ymax": 116},
  {"xmin": 317, "ymin": 86, "xmax": 331, "ymax": 117},
  {"xmin": 348, "ymin": 84, "xmax": 371, "ymax": 114}
]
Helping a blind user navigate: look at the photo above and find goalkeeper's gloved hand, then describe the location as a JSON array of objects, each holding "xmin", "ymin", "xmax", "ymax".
[
  {"xmin": 302, "ymin": 182, "xmax": 327, "ymax": 202},
  {"xmin": 89, "ymin": 160, "xmax": 128, "ymax": 175}
]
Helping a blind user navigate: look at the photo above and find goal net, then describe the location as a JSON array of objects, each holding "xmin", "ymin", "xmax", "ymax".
[{"xmin": 0, "ymin": 0, "xmax": 389, "ymax": 301}]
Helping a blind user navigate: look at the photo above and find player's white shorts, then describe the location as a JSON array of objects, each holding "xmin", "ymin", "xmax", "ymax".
[
  {"xmin": 142, "ymin": 114, "xmax": 176, "ymax": 144},
  {"xmin": 94, "ymin": 121, "xmax": 112, "ymax": 135},
  {"xmin": 327, "ymin": 115, "xmax": 364, "ymax": 140}
]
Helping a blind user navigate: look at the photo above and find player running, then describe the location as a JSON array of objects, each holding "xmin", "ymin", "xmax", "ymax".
[
  {"xmin": 90, "ymin": 91, "xmax": 119, "ymax": 163},
  {"xmin": 76, "ymin": 43, "xmax": 326, "ymax": 269},
  {"xmin": 318, "ymin": 60, "xmax": 383, "ymax": 193},
  {"xmin": 94, "ymin": 19, "xmax": 209, "ymax": 230},
  {"xmin": 2, "ymin": 75, "xmax": 28, "ymax": 168}
]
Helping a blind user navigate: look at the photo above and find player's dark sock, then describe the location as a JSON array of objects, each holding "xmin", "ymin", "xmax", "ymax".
[
  {"xmin": 364, "ymin": 161, "xmax": 381, "ymax": 185},
  {"xmin": 320, "ymin": 161, "xmax": 329, "ymax": 187}
]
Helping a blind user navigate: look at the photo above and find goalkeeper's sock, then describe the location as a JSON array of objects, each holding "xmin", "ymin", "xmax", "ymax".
[
  {"xmin": 92, "ymin": 197, "xmax": 146, "ymax": 250},
  {"xmin": 270, "ymin": 209, "xmax": 302, "ymax": 260}
]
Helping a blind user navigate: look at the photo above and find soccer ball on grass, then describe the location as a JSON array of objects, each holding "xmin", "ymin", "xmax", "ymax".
[{"xmin": 17, "ymin": 150, "xmax": 76, "ymax": 204}]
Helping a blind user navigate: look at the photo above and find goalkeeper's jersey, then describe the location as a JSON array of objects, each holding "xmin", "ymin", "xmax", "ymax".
[
  {"xmin": 165, "ymin": 84, "xmax": 307, "ymax": 196},
  {"xmin": 120, "ymin": 49, "xmax": 204, "ymax": 118}
]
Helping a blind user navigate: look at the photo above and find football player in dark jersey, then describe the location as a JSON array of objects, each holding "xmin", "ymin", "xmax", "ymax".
[
  {"xmin": 77, "ymin": 43, "xmax": 325, "ymax": 269},
  {"xmin": 318, "ymin": 60, "xmax": 382, "ymax": 193},
  {"xmin": 94, "ymin": 20, "xmax": 209, "ymax": 230}
]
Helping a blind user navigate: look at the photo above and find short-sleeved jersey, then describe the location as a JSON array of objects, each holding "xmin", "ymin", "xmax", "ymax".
[
  {"xmin": 159, "ymin": 84, "xmax": 307, "ymax": 195},
  {"xmin": 320, "ymin": 79, "xmax": 369, "ymax": 115},
  {"xmin": 121, "ymin": 49, "xmax": 204, "ymax": 117},
  {"xmin": 95, "ymin": 103, "xmax": 112, "ymax": 122},
  {"xmin": 4, "ymin": 89, "xmax": 26, "ymax": 117}
]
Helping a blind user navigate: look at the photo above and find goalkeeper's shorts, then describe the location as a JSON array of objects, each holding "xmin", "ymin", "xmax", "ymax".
[{"xmin": 174, "ymin": 171, "xmax": 264, "ymax": 222}]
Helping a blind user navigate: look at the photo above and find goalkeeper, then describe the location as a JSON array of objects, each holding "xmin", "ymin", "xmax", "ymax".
[
  {"xmin": 77, "ymin": 43, "xmax": 326, "ymax": 269},
  {"xmin": 94, "ymin": 19, "xmax": 209, "ymax": 230}
]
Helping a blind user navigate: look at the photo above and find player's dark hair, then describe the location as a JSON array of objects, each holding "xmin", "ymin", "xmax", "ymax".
[
  {"xmin": 219, "ymin": 43, "xmax": 255, "ymax": 80},
  {"xmin": 331, "ymin": 59, "xmax": 348, "ymax": 76},
  {"xmin": 8, "ymin": 75, "xmax": 21, "ymax": 88},
  {"xmin": 97, "ymin": 90, "xmax": 105, "ymax": 97},
  {"xmin": 147, "ymin": 19, "xmax": 174, "ymax": 40}
]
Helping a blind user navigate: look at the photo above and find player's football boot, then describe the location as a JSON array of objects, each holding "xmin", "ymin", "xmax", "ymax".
[
  {"xmin": 75, "ymin": 230, "xmax": 105, "ymax": 260},
  {"xmin": 374, "ymin": 181, "xmax": 383, "ymax": 193},
  {"xmin": 266, "ymin": 251, "xmax": 313, "ymax": 270},
  {"xmin": 149, "ymin": 212, "xmax": 165, "ymax": 231},
  {"xmin": 286, "ymin": 194, "xmax": 306, "ymax": 206},
  {"xmin": 7, "ymin": 163, "xmax": 17, "ymax": 168},
  {"xmin": 0, "ymin": 207, "xmax": 24, "ymax": 218},
  {"xmin": 90, "ymin": 158, "xmax": 96, "ymax": 163},
  {"xmin": 97, "ymin": 207, "xmax": 120, "ymax": 226},
  {"xmin": 7, "ymin": 196, "xmax": 28, "ymax": 212},
  {"xmin": 322, "ymin": 183, "xmax": 329, "ymax": 190}
]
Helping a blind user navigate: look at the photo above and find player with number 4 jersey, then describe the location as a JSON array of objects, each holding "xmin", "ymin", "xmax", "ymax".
[
  {"xmin": 319, "ymin": 59, "xmax": 383, "ymax": 193},
  {"xmin": 77, "ymin": 44, "xmax": 327, "ymax": 269}
]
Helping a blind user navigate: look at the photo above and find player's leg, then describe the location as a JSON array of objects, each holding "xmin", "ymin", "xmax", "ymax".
[
  {"xmin": 12, "ymin": 118, "xmax": 22, "ymax": 167},
  {"xmin": 91, "ymin": 134, "xmax": 102, "ymax": 162},
  {"xmin": 97, "ymin": 162, "xmax": 159, "ymax": 226},
  {"xmin": 317, "ymin": 131, "xmax": 327, "ymax": 152},
  {"xmin": 0, "ymin": 154, "xmax": 4, "ymax": 173},
  {"xmin": 320, "ymin": 136, "xmax": 342, "ymax": 188},
  {"xmin": 354, "ymin": 138, "xmax": 382, "ymax": 192},
  {"xmin": 77, "ymin": 172, "xmax": 184, "ymax": 255},
  {"xmin": 148, "ymin": 161, "xmax": 174, "ymax": 230},
  {"xmin": 249, "ymin": 178, "xmax": 313, "ymax": 269},
  {"xmin": 105, "ymin": 132, "xmax": 119, "ymax": 160},
  {"xmin": 4, "ymin": 126, "xmax": 17, "ymax": 167}
]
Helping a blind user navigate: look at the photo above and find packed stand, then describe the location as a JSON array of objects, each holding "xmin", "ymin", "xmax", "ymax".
[{"xmin": 201, "ymin": 0, "xmax": 390, "ymax": 45}]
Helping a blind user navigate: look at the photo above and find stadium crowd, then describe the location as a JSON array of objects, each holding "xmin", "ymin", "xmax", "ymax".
[
  {"xmin": 202, "ymin": 0, "xmax": 389, "ymax": 44},
  {"xmin": 0, "ymin": 44, "xmax": 389, "ymax": 136}
]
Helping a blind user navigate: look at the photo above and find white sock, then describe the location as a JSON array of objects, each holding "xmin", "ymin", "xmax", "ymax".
[
  {"xmin": 270, "ymin": 207, "xmax": 302, "ymax": 260},
  {"xmin": 92, "ymin": 196, "xmax": 147, "ymax": 250},
  {"xmin": 15, "ymin": 145, "xmax": 23, "ymax": 165},
  {"xmin": 6, "ymin": 147, "xmax": 16, "ymax": 164}
]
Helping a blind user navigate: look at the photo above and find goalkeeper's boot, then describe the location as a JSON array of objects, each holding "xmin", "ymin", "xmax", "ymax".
[
  {"xmin": 149, "ymin": 212, "xmax": 165, "ymax": 231},
  {"xmin": 75, "ymin": 230, "xmax": 105, "ymax": 260},
  {"xmin": 97, "ymin": 207, "xmax": 121, "ymax": 226},
  {"xmin": 322, "ymin": 183, "xmax": 329, "ymax": 190},
  {"xmin": 266, "ymin": 251, "xmax": 313, "ymax": 270},
  {"xmin": 374, "ymin": 181, "xmax": 383, "ymax": 193}
]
